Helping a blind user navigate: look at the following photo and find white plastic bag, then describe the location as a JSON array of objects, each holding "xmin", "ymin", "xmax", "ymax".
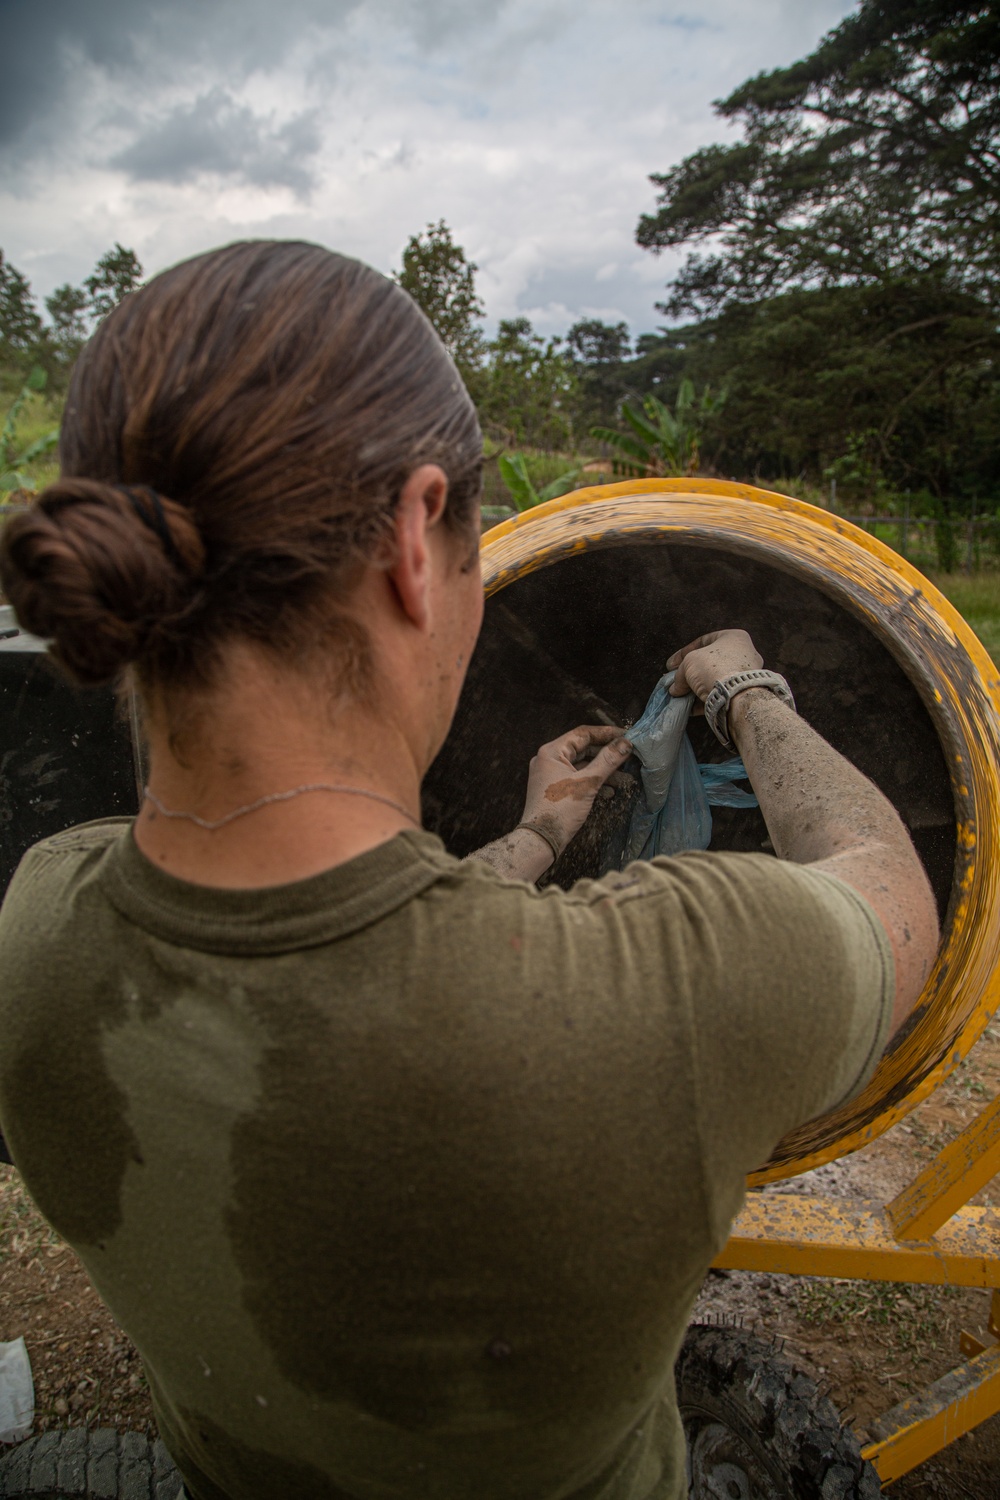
[
  {"xmin": 0, "ymin": 1337, "xmax": 34, "ymax": 1443},
  {"xmin": 624, "ymin": 670, "xmax": 757, "ymax": 863}
]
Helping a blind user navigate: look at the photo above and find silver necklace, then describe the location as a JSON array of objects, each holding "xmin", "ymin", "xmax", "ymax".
[{"xmin": 143, "ymin": 783, "xmax": 420, "ymax": 831}]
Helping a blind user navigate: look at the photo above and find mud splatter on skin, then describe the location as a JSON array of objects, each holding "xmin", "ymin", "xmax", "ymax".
[
  {"xmin": 730, "ymin": 689, "xmax": 939, "ymax": 1025},
  {"xmin": 466, "ymin": 827, "xmax": 556, "ymax": 881},
  {"xmin": 543, "ymin": 775, "xmax": 608, "ymax": 803}
]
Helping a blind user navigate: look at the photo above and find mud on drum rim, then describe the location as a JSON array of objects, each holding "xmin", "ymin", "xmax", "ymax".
[{"xmin": 480, "ymin": 479, "xmax": 1000, "ymax": 1183}]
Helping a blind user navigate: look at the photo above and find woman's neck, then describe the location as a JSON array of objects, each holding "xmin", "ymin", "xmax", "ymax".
[{"xmin": 132, "ymin": 649, "xmax": 424, "ymax": 889}]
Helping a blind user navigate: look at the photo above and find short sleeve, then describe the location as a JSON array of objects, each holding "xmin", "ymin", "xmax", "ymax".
[
  {"xmin": 787, "ymin": 868, "xmax": 896, "ymax": 1110},
  {"xmin": 663, "ymin": 854, "xmax": 893, "ymax": 1203}
]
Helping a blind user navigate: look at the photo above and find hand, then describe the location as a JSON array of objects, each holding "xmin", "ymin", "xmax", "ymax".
[
  {"xmin": 666, "ymin": 630, "xmax": 763, "ymax": 704},
  {"xmin": 520, "ymin": 725, "xmax": 632, "ymax": 859}
]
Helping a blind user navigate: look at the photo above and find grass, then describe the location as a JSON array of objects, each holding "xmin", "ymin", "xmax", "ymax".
[
  {"xmin": 759, "ymin": 476, "xmax": 831, "ymax": 508},
  {"xmin": 795, "ymin": 1277, "xmax": 965, "ymax": 1350},
  {"xmin": 927, "ymin": 573, "xmax": 1000, "ymax": 663},
  {"xmin": 482, "ymin": 443, "xmax": 603, "ymax": 510},
  {"xmin": 2, "ymin": 389, "xmax": 61, "ymax": 496}
]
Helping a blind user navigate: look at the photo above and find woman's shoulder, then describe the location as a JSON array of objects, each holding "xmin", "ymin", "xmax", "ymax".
[
  {"xmin": 6, "ymin": 816, "xmax": 131, "ymax": 884},
  {"xmin": 23, "ymin": 816, "xmax": 132, "ymax": 856},
  {"xmin": 0, "ymin": 817, "xmax": 131, "ymax": 924}
]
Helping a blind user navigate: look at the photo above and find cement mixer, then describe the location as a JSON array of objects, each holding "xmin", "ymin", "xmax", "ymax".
[{"xmin": 423, "ymin": 479, "xmax": 1000, "ymax": 1494}]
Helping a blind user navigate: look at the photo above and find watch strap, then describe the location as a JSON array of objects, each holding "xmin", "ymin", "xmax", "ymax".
[{"xmin": 704, "ymin": 670, "xmax": 795, "ymax": 750}]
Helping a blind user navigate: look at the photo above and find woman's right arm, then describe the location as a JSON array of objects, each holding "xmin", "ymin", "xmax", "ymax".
[{"xmin": 669, "ymin": 629, "xmax": 940, "ymax": 1036}]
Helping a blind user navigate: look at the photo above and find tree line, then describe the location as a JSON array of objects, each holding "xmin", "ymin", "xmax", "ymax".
[
  {"xmin": 399, "ymin": 1, "xmax": 1000, "ymax": 516},
  {"xmin": 4, "ymin": 0, "xmax": 999, "ymax": 517},
  {"xmin": 631, "ymin": 0, "xmax": 1000, "ymax": 516},
  {"xmin": 0, "ymin": 245, "xmax": 143, "ymax": 389}
]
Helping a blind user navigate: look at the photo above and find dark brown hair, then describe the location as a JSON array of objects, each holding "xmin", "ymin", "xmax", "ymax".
[{"xmin": 0, "ymin": 240, "xmax": 483, "ymax": 688}]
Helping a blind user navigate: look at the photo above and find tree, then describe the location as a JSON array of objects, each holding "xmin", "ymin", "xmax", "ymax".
[
  {"xmin": 1, "ymin": 246, "xmax": 145, "ymax": 392},
  {"xmin": 479, "ymin": 317, "xmax": 578, "ymax": 451},
  {"xmin": 84, "ymin": 243, "xmax": 143, "ymax": 320},
  {"xmin": 637, "ymin": 1, "xmax": 1000, "ymax": 318},
  {"xmin": 592, "ymin": 380, "xmax": 727, "ymax": 478},
  {"xmin": 566, "ymin": 319, "xmax": 631, "ymax": 367},
  {"xmin": 1, "ymin": 368, "xmax": 59, "ymax": 495},
  {"xmin": 394, "ymin": 221, "xmax": 485, "ymax": 381},
  {"xmin": 633, "ymin": 277, "xmax": 1000, "ymax": 501},
  {"xmin": 45, "ymin": 284, "xmax": 89, "ymax": 364},
  {"xmin": 565, "ymin": 319, "xmax": 633, "ymax": 429},
  {"xmin": 0, "ymin": 252, "xmax": 44, "ymax": 366}
]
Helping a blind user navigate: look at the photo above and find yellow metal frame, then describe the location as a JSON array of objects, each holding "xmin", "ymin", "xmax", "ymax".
[
  {"xmin": 480, "ymin": 480, "xmax": 1000, "ymax": 1487},
  {"xmin": 716, "ymin": 1094, "xmax": 1000, "ymax": 1484}
]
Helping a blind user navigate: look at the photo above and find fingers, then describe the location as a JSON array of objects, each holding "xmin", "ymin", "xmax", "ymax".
[
  {"xmin": 520, "ymin": 725, "xmax": 632, "ymax": 857},
  {"xmin": 666, "ymin": 632, "xmax": 722, "ymax": 669},
  {"xmin": 668, "ymin": 667, "xmax": 691, "ymax": 697},
  {"xmin": 540, "ymin": 724, "xmax": 625, "ymax": 764},
  {"xmin": 583, "ymin": 736, "xmax": 633, "ymax": 785},
  {"xmin": 667, "ymin": 629, "xmax": 763, "ymax": 698}
]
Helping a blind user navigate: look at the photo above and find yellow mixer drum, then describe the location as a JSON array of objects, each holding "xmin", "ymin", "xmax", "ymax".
[{"xmin": 422, "ymin": 479, "xmax": 1000, "ymax": 1183}]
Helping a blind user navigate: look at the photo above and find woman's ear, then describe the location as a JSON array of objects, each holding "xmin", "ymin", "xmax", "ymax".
[{"xmin": 387, "ymin": 464, "xmax": 449, "ymax": 629}]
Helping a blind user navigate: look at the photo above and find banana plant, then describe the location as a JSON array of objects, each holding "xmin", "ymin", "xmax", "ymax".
[
  {"xmin": 1, "ymin": 368, "xmax": 59, "ymax": 496},
  {"xmin": 591, "ymin": 380, "xmax": 727, "ymax": 478},
  {"xmin": 498, "ymin": 453, "xmax": 581, "ymax": 512}
]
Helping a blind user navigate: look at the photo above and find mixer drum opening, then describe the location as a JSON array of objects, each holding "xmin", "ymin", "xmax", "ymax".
[
  {"xmin": 425, "ymin": 541, "xmax": 955, "ymax": 919},
  {"xmin": 422, "ymin": 485, "xmax": 1000, "ymax": 1180}
]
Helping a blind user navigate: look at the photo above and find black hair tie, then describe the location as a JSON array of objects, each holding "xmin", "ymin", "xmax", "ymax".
[{"xmin": 120, "ymin": 485, "xmax": 186, "ymax": 571}]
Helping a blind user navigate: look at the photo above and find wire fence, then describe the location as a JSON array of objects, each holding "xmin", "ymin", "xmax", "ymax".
[{"xmin": 836, "ymin": 508, "xmax": 1000, "ymax": 573}]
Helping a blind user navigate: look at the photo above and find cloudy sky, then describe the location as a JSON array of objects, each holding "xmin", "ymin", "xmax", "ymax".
[{"xmin": 3, "ymin": 0, "xmax": 855, "ymax": 338}]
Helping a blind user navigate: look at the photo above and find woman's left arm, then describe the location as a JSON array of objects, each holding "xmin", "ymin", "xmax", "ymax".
[{"xmin": 467, "ymin": 725, "xmax": 632, "ymax": 882}]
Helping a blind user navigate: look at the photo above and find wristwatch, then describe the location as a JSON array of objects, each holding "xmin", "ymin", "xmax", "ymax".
[{"xmin": 704, "ymin": 670, "xmax": 795, "ymax": 750}]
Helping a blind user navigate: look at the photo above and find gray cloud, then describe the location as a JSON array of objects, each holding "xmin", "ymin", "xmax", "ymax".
[
  {"xmin": 2, "ymin": 0, "xmax": 508, "ymax": 154},
  {"xmin": 3, "ymin": 0, "xmax": 858, "ymax": 336},
  {"xmin": 3, "ymin": 0, "xmax": 199, "ymax": 151},
  {"xmin": 516, "ymin": 262, "xmax": 659, "ymax": 335},
  {"xmin": 111, "ymin": 90, "xmax": 322, "ymax": 197}
]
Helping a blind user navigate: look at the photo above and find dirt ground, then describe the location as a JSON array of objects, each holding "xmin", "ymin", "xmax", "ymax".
[
  {"xmin": 2, "ymin": 1030, "xmax": 1000, "ymax": 1495},
  {"xmin": 0, "ymin": 1180, "xmax": 154, "ymax": 1438}
]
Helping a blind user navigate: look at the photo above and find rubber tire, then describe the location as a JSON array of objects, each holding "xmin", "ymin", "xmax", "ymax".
[
  {"xmin": 0, "ymin": 1428, "xmax": 181, "ymax": 1499},
  {"xmin": 676, "ymin": 1323, "xmax": 881, "ymax": 1500},
  {"xmin": 0, "ymin": 1332, "xmax": 879, "ymax": 1500}
]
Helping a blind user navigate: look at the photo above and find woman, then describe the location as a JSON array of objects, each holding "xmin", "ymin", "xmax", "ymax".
[{"xmin": 0, "ymin": 241, "xmax": 935, "ymax": 1500}]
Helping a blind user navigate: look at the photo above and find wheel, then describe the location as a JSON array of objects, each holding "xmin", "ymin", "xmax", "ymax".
[
  {"xmin": 676, "ymin": 1324, "xmax": 880, "ymax": 1500},
  {"xmin": 0, "ymin": 1428, "xmax": 181, "ymax": 1499}
]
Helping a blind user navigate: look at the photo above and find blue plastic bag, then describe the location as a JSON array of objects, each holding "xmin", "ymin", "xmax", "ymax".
[{"xmin": 624, "ymin": 670, "xmax": 758, "ymax": 862}]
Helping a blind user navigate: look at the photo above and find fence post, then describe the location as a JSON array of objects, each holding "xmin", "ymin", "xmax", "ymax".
[
  {"xmin": 965, "ymin": 497, "xmax": 977, "ymax": 575},
  {"xmin": 900, "ymin": 498, "xmax": 909, "ymax": 560}
]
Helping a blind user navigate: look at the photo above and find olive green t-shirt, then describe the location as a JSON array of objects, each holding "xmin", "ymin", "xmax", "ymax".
[{"xmin": 0, "ymin": 822, "xmax": 892, "ymax": 1500}]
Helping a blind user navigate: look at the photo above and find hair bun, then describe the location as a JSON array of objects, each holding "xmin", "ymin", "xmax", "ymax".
[{"xmin": 0, "ymin": 478, "xmax": 205, "ymax": 685}]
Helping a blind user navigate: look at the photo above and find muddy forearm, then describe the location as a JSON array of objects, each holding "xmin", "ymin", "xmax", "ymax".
[
  {"xmin": 466, "ymin": 826, "xmax": 553, "ymax": 883},
  {"xmin": 729, "ymin": 689, "xmax": 913, "ymax": 865},
  {"xmin": 670, "ymin": 631, "xmax": 937, "ymax": 1027},
  {"xmin": 730, "ymin": 688, "xmax": 939, "ymax": 1029}
]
